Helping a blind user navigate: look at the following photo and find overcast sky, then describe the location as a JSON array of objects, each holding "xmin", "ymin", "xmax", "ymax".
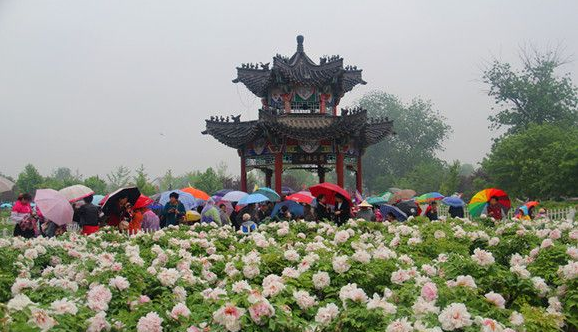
[{"xmin": 1, "ymin": 0, "xmax": 577, "ymax": 179}]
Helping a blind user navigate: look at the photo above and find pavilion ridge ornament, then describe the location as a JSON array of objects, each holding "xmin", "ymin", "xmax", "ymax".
[{"xmin": 202, "ymin": 35, "xmax": 394, "ymax": 193}]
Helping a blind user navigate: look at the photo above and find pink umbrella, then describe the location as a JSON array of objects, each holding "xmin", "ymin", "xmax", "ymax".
[
  {"xmin": 35, "ymin": 189, "xmax": 74, "ymax": 226},
  {"xmin": 59, "ymin": 184, "xmax": 95, "ymax": 202}
]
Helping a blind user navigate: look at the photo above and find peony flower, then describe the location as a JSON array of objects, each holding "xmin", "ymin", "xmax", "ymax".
[
  {"xmin": 7, "ymin": 294, "xmax": 35, "ymax": 311},
  {"xmin": 471, "ymin": 248, "xmax": 495, "ymax": 267},
  {"xmin": 243, "ymin": 265, "xmax": 260, "ymax": 279},
  {"xmin": 212, "ymin": 303, "xmax": 246, "ymax": 332},
  {"xmin": 293, "ymin": 290, "xmax": 317, "ymax": 310},
  {"xmin": 367, "ymin": 294, "xmax": 397, "ymax": 314},
  {"xmin": 136, "ymin": 312, "xmax": 163, "ymax": 332},
  {"xmin": 249, "ymin": 299, "xmax": 275, "ymax": 325},
  {"xmin": 541, "ymin": 238, "xmax": 554, "ymax": 249},
  {"xmin": 232, "ymin": 280, "xmax": 251, "ymax": 293},
  {"xmin": 412, "ymin": 297, "xmax": 439, "ymax": 317},
  {"xmin": 386, "ymin": 317, "xmax": 413, "ymax": 332},
  {"xmin": 479, "ymin": 318, "xmax": 504, "ymax": 332},
  {"xmin": 420, "ymin": 282, "xmax": 438, "ymax": 302},
  {"xmin": 352, "ymin": 250, "xmax": 371, "ymax": 264},
  {"xmin": 284, "ymin": 249, "xmax": 300, "ymax": 262},
  {"xmin": 50, "ymin": 298, "xmax": 78, "ymax": 315},
  {"xmin": 312, "ymin": 271, "xmax": 331, "ymax": 290},
  {"xmin": 86, "ymin": 312, "xmax": 111, "ymax": 332},
  {"xmin": 87, "ymin": 284, "xmax": 112, "ymax": 312},
  {"xmin": 29, "ymin": 308, "xmax": 57, "ymax": 331},
  {"xmin": 434, "ymin": 230, "xmax": 446, "ymax": 239},
  {"xmin": 169, "ymin": 303, "xmax": 191, "ymax": 320},
  {"xmin": 391, "ymin": 269, "xmax": 411, "ymax": 284},
  {"xmin": 334, "ymin": 230, "xmax": 350, "ymax": 244},
  {"xmin": 484, "ymin": 292, "xmax": 506, "ymax": 309},
  {"xmin": 157, "ymin": 268, "xmax": 180, "ymax": 287},
  {"xmin": 108, "ymin": 276, "xmax": 130, "ymax": 291},
  {"xmin": 509, "ymin": 311, "xmax": 524, "ymax": 326},
  {"xmin": 438, "ymin": 303, "xmax": 472, "ymax": 331},
  {"xmin": 314, "ymin": 303, "xmax": 339, "ymax": 325},
  {"xmin": 332, "ymin": 255, "xmax": 351, "ymax": 274}
]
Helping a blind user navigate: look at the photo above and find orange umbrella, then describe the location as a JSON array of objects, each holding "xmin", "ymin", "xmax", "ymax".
[{"xmin": 181, "ymin": 187, "xmax": 210, "ymax": 201}]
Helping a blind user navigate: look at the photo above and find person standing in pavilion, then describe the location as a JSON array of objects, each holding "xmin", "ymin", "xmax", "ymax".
[
  {"xmin": 315, "ymin": 194, "xmax": 331, "ymax": 222},
  {"xmin": 333, "ymin": 194, "xmax": 351, "ymax": 226}
]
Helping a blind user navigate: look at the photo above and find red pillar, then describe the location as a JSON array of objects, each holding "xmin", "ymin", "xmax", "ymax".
[
  {"xmin": 274, "ymin": 153, "xmax": 283, "ymax": 194},
  {"xmin": 239, "ymin": 150, "xmax": 247, "ymax": 192},
  {"xmin": 336, "ymin": 151, "xmax": 344, "ymax": 188},
  {"xmin": 356, "ymin": 156, "xmax": 363, "ymax": 194}
]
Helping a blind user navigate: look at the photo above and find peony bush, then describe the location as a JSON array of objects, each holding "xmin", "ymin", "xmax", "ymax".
[{"xmin": 0, "ymin": 216, "xmax": 576, "ymax": 331}]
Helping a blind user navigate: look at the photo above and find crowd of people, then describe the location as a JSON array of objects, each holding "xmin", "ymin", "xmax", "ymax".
[{"xmin": 6, "ymin": 188, "xmax": 545, "ymax": 239}]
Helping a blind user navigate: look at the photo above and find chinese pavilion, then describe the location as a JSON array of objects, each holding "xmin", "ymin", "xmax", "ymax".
[{"xmin": 203, "ymin": 36, "xmax": 393, "ymax": 194}]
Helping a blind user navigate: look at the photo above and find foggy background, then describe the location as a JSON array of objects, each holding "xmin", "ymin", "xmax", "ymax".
[{"xmin": 1, "ymin": 0, "xmax": 577, "ymax": 179}]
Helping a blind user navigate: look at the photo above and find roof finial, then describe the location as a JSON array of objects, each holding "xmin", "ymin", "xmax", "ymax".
[{"xmin": 296, "ymin": 35, "xmax": 304, "ymax": 52}]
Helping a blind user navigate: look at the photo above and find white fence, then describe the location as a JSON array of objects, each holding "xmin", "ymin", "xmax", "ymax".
[{"xmin": 437, "ymin": 205, "xmax": 576, "ymax": 221}]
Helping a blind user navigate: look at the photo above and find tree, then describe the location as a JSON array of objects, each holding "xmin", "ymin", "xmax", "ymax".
[
  {"xmin": 394, "ymin": 160, "xmax": 446, "ymax": 194},
  {"xmin": 159, "ymin": 170, "xmax": 176, "ymax": 191},
  {"xmin": 16, "ymin": 164, "xmax": 44, "ymax": 194},
  {"xmin": 482, "ymin": 124, "xmax": 578, "ymax": 199},
  {"xmin": 358, "ymin": 91, "xmax": 452, "ymax": 192},
  {"xmin": 133, "ymin": 165, "xmax": 157, "ymax": 196},
  {"xmin": 193, "ymin": 168, "xmax": 221, "ymax": 195},
  {"xmin": 106, "ymin": 166, "xmax": 131, "ymax": 191},
  {"xmin": 84, "ymin": 176, "xmax": 107, "ymax": 195},
  {"xmin": 439, "ymin": 160, "xmax": 461, "ymax": 195},
  {"xmin": 41, "ymin": 167, "xmax": 83, "ymax": 190},
  {"xmin": 483, "ymin": 47, "xmax": 578, "ymax": 136}
]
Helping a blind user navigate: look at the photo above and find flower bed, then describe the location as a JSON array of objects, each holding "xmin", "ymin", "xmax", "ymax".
[{"xmin": 0, "ymin": 217, "xmax": 576, "ymax": 331}]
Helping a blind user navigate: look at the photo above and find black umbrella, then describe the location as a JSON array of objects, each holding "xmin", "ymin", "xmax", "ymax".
[
  {"xmin": 394, "ymin": 200, "xmax": 419, "ymax": 217},
  {"xmin": 101, "ymin": 187, "xmax": 141, "ymax": 215}
]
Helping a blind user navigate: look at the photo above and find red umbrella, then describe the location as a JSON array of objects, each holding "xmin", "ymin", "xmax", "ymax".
[
  {"xmin": 525, "ymin": 201, "xmax": 539, "ymax": 209},
  {"xmin": 133, "ymin": 195, "xmax": 154, "ymax": 209},
  {"xmin": 309, "ymin": 183, "xmax": 351, "ymax": 205},
  {"xmin": 286, "ymin": 192, "xmax": 315, "ymax": 205}
]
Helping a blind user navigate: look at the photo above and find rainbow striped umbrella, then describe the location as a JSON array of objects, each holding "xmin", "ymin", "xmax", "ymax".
[
  {"xmin": 415, "ymin": 192, "xmax": 444, "ymax": 204},
  {"xmin": 468, "ymin": 188, "xmax": 511, "ymax": 217}
]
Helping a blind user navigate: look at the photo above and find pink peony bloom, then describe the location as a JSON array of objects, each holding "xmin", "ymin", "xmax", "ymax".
[
  {"xmin": 213, "ymin": 303, "xmax": 246, "ymax": 332},
  {"xmin": 86, "ymin": 312, "xmax": 111, "ymax": 332},
  {"xmin": 386, "ymin": 317, "xmax": 413, "ymax": 332},
  {"xmin": 485, "ymin": 292, "xmax": 506, "ymax": 309},
  {"xmin": 438, "ymin": 303, "xmax": 472, "ymax": 331},
  {"xmin": 136, "ymin": 312, "xmax": 163, "ymax": 332},
  {"xmin": 169, "ymin": 303, "xmax": 191, "ymax": 320},
  {"xmin": 248, "ymin": 300, "xmax": 275, "ymax": 325},
  {"xmin": 29, "ymin": 308, "xmax": 57, "ymax": 331},
  {"xmin": 312, "ymin": 271, "xmax": 331, "ymax": 290},
  {"xmin": 420, "ymin": 282, "xmax": 438, "ymax": 302},
  {"xmin": 314, "ymin": 303, "xmax": 339, "ymax": 325}
]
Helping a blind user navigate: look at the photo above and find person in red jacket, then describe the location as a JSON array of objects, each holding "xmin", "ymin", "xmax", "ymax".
[{"xmin": 486, "ymin": 196, "xmax": 504, "ymax": 220}]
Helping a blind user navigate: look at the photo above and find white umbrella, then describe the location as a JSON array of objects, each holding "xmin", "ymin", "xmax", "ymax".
[
  {"xmin": 0, "ymin": 176, "xmax": 15, "ymax": 194},
  {"xmin": 221, "ymin": 190, "xmax": 248, "ymax": 202},
  {"xmin": 59, "ymin": 184, "xmax": 95, "ymax": 202}
]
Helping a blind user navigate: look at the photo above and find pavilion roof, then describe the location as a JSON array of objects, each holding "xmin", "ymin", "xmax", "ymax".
[
  {"xmin": 232, "ymin": 36, "xmax": 366, "ymax": 98},
  {"xmin": 202, "ymin": 108, "xmax": 393, "ymax": 150}
]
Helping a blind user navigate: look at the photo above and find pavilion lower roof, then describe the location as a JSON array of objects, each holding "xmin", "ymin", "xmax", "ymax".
[{"xmin": 203, "ymin": 109, "xmax": 393, "ymax": 150}]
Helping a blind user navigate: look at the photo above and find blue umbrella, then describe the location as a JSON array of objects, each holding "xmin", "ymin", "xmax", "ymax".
[
  {"xmin": 0, "ymin": 203, "xmax": 12, "ymax": 209},
  {"xmin": 159, "ymin": 190, "xmax": 198, "ymax": 211},
  {"xmin": 379, "ymin": 204, "xmax": 408, "ymax": 221},
  {"xmin": 92, "ymin": 195, "xmax": 105, "ymax": 206},
  {"xmin": 255, "ymin": 187, "xmax": 281, "ymax": 202},
  {"xmin": 271, "ymin": 201, "xmax": 304, "ymax": 218},
  {"xmin": 238, "ymin": 193, "xmax": 270, "ymax": 205},
  {"xmin": 441, "ymin": 196, "xmax": 465, "ymax": 207}
]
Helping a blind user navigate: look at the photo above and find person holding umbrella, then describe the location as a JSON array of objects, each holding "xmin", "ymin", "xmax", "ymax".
[
  {"xmin": 315, "ymin": 194, "xmax": 331, "ymax": 222},
  {"xmin": 334, "ymin": 193, "xmax": 351, "ymax": 226},
  {"xmin": 73, "ymin": 195, "xmax": 101, "ymax": 235},
  {"xmin": 486, "ymin": 196, "xmax": 505, "ymax": 220},
  {"xmin": 162, "ymin": 192, "xmax": 186, "ymax": 227},
  {"xmin": 424, "ymin": 201, "xmax": 439, "ymax": 221},
  {"xmin": 11, "ymin": 193, "xmax": 36, "ymax": 238},
  {"xmin": 218, "ymin": 203, "xmax": 231, "ymax": 226}
]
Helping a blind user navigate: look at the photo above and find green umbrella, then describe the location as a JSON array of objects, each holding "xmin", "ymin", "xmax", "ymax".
[
  {"xmin": 367, "ymin": 196, "xmax": 387, "ymax": 206},
  {"xmin": 380, "ymin": 192, "xmax": 393, "ymax": 202}
]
